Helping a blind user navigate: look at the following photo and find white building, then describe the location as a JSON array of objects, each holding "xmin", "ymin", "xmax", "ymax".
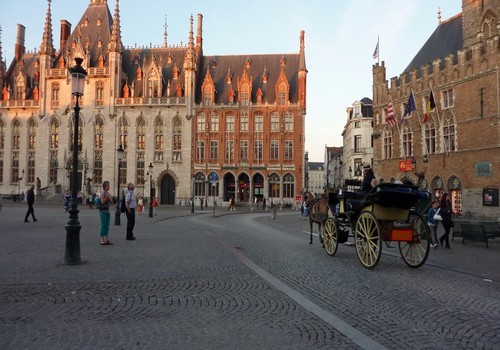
[{"xmin": 342, "ymin": 97, "xmax": 374, "ymax": 181}]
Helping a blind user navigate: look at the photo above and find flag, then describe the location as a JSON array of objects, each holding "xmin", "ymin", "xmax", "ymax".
[
  {"xmin": 423, "ymin": 90, "xmax": 436, "ymax": 124},
  {"xmin": 62, "ymin": 104, "xmax": 70, "ymax": 115},
  {"xmin": 402, "ymin": 91, "xmax": 416, "ymax": 123},
  {"xmin": 385, "ymin": 102, "xmax": 396, "ymax": 127},
  {"xmin": 40, "ymin": 114, "xmax": 50, "ymax": 124},
  {"xmin": 372, "ymin": 41, "xmax": 379, "ymax": 60}
]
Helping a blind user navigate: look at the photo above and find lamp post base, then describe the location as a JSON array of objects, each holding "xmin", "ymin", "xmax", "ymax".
[
  {"xmin": 64, "ymin": 204, "xmax": 82, "ymax": 265},
  {"xmin": 115, "ymin": 206, "xmax": 121, "ymax": 225}
]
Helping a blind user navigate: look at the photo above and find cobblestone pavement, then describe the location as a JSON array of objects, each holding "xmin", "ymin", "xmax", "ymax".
[{"xmin": 0, "ymin": 203, "xmax": 499, "ymax": 349}]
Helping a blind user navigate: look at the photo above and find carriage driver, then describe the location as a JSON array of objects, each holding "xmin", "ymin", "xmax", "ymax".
[{"xmin": 361, "ymin": 162, "xmax": 377, "ymax": 191}]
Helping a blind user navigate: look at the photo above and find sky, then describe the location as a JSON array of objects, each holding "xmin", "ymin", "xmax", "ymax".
[{"xmin": 1, "ymin": 0, "xmax": 462, "ymax": 162}]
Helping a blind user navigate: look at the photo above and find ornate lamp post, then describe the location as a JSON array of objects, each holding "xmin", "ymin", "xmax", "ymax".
[
  {"xmin": 191, "ymin": 173, "xmax": 195, "ymax": 213},
  {"xmin": 411, "ymin": 155, "xmax": 428, "ymax": 188},
  {"xmin": 148, "ymin": 163, "xmax": 154, "ymax": 217},
  {"xmin": 114, "ymin": 145, "xmax": 124, "ymax": 225},
  {"xmin": 348, "ymin": 166, "xmax": 353, "ymax": 179},
  {"xmin": 64, "ymin": 58, "xmax": 87, "ymax": 265}
]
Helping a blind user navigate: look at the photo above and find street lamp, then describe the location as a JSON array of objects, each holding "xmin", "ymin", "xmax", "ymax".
[
  {"xmin": 348, "ymin": 166, "xmax": 353, "ymax": 179},
  {"xmin": 148, "ymin": 163, "xmax": 154, "ymax": 218},
  {"xmin": 191, "ymin": 173, "xmax": 195, "ymax": 213},
  {"xmin": 411, "ymin": 155, "xmax": 428, "ymax": 188},
  {"xmin": 115, "ymin": 144, "xmax": 125, "ymax": 225},
  {"xmin": 64, "ymin": 57, "xmax": 87, "ymax": 265}
]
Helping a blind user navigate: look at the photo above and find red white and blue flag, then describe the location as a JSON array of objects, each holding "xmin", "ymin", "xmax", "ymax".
[{"xmin": 385, "ymin": 102, "xmax": 396, "ymax": 127}]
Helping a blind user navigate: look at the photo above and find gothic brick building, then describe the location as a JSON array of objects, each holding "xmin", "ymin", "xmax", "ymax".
[
  {"xmin": 372, "ymin": 0, "xmax": 499, "ymax": 218},
  {"xmin": 0, "ymin": 0, "xmax": 307, "ymax": 206}
]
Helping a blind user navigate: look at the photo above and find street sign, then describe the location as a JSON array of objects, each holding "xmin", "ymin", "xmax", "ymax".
[
  {"xmin": 210, "ymin": 172, "xmax": 217, "ymax": 186},
  {"xmin": 399, "ymin": 160, "xmax": 413, "ymax": 172}
]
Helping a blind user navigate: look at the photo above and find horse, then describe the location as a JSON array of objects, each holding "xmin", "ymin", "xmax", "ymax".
[{"xmin": 304, "ymin": 191, "xmax": 330, "ymax": 245}]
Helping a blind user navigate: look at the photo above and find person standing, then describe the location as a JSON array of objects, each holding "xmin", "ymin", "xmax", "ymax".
[
  {"xmin": 438, "ymin": 193, "xmax": 453, "ymax": 249},
  {"xmin": 98, "ymin": 181, "xmax": 113, "ymax": 245},
  {"xmin": 427, "ymin": 200, "xmax": 439, "ymax": 248},
  {"xmin": 200, "ymin": 197, "xmax": 204, "ymax": 211},
  {"xmin": 63, "ymin": 190, "xmax": 70, "ymax": 212},
  {"xmin": 125, "ymin": 183, "xmax": 137, "ymax": 241},
  {"xmin": 262, "ymin": 198, "xmax": 267, "ymax": 211},
  {"xmin": 24, "ymin": 185, "xmax": 38, "ymax": 223},
  {"xmin": 137, "ymin": 196, "xmax": 144, "ymax": 215},
  {"xmin": 361, "ymin": 162, "xmax": 376, "ymax": 191}
]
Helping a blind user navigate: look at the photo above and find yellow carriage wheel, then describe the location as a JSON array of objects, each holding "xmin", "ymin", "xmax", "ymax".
[{"xmin": 355, "ymin": 211, "xmax": 382, "ymax": 269}]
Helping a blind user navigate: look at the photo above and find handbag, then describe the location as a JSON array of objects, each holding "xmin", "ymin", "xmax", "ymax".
[{"xmin": 433, "ymin": 208, "xmax": 443, "ymax": 221}]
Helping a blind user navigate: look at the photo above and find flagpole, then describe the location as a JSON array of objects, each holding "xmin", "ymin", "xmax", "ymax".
[
  {"xmin": 415, "ymin": 92, "xmax": 430, "ymax": 158},
  {"xmin": 431, "ymin": 88, "xmax": 448, "ymax": 156},
  {"xmin": 377, "ymin": 36, "xmax": 380, "ymax": 65}
]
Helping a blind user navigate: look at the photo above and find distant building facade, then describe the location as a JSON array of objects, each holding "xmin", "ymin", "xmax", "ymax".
[
  {"xmin": 342, "ymin": 97, "xmax": 374, "ymax": 181},
  {"xmin": 306, "ymin": 161, "xmax": 325, "ymax": 194},
  {"xmin": 372, "ymin": 0, "xmax": 499, "ymax": 218},
  {"xmin": 0, "ymin": 0, "xmax": 307, "ymax": 205},
  {"xmin": 324, "ymin": 145, "xmax": 343, "ymax": 191}
]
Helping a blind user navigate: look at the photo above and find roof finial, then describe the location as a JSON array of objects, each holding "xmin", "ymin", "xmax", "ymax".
[
  {"xmin": 0, "ymin": 25, "xmax": 4, "ymax": 72},
  {"xmin": 40, "ymin": 0, "xmax": 54, "ymax": 56},
  {"xmin": 164, "ymin": 15, "xmax": 168, "ymax": 48},
  {"xmin": 109, "ymin": 0, "xmax": 123, "ymax": 52},
  {"xmin": 438, "ymin": 7, "xmax": 441, "ymax": 25}
]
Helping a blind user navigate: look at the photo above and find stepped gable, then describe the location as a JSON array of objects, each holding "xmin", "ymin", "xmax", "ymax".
[
  {"xmin": 196, "ymin": 53, "xmax": 301, "ymax": 105},
  {"xmin": 121, "ymin": 47, "xmax": 188, "ymax": 97},
  {"xmin": 404, "ymin": 13, "xmax": 463, "ymax": 74},
  {"xmin": 57, "ymin": 1, "xmax": 114, "ymax": 67}
]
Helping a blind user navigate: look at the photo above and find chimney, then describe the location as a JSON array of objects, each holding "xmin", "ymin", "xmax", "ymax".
[
  {"xmin": 15, "ymin": 24, "xmax": 26, "ymax": 61},
  {"xmin": 196, "ymin": 14, "xmax": 203, "ymax": 47},
  {"xmin": 60, "ymin": 20, "xmax": 72, "ymax": 50}
]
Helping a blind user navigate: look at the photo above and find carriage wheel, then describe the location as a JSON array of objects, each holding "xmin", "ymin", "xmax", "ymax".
[
  {"xmin": 398, "ymin": 212, "xmax": 430, "ymax": 268},
  {"xmin": 323, "ymin": 218, "xmax": 338, "ymax": 256},
  {"xmin": 354, "ymin": 211, "xmax": 382, "ymax": 269}
]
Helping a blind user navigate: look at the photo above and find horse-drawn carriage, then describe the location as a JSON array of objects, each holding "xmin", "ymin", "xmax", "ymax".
[{"xmin": 306, "ymin": 181, "xmax": 431, "ymax": 269}]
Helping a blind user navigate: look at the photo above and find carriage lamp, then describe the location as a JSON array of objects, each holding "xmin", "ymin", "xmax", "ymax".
[
  {"xmin": 64, "ymin": 57, "xmax": 87, "ymax": 265},
  {"xmin": 348, "ymin": 166, "xmax": 353, "ymax": 178}
]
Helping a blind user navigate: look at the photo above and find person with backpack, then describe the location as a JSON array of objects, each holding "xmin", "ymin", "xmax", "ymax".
[
  {"xmin": 124, "ymin": 183, "xmax": 137, "ymax": 241},
  {"xmin": 97, "ymin": 181, "xmax": 113, "ymax": 245}
]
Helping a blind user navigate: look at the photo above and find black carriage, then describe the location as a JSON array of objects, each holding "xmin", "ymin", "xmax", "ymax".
[{"xmin": 323, "ymin": 181, "xmax": 432, "ymax": 269}]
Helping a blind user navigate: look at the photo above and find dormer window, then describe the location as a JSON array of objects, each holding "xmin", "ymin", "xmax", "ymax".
[
  {"xmin": 98, "ymin": 36, "xmax": 103, "ymax": 47},
  {"xmin": 167, "ymin": 54, "xmax": 172, "ymax": 63},
  {"xmin": 203, "ymin": 85, "xmax": 213, "ymax": 106},
  {"xmin": 97, "ymin": 16, "xmax": 101, "ymax": 25},
  {"xmin": 84, "ymin": 17, "xmax": 89, "ymax": 26},
  {"xmin": 278, "ymin": 82, "xmax": 287, "ymax": 106},
  {"xmin": 212, "ymin": 60, "xmax": 217, "ymax": 68},
  {"xmin": 240, "ymin": 83, "xmax": 250, "ymax": 107},
  {"xmin": 245, "ymin": 58, "xmax": 251, "ymax": 68}
]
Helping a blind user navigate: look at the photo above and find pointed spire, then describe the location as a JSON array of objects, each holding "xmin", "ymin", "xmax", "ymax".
[
  {"xmin": 438, "ymin": 7, "xmax": 442, "ymax": 25},
  {"xmin": 109, "ymin": 0, "xmax": 123, "ymax": 52},
  {"xmin": 183, "ymin": 14, "xmax": 196, "ymax": 71},
  {"xmin": 40, "ymin": 0, "xmax": 54, "ymax": 56},
  {"xmin": 0, "ymin": 25, "xmax": 3, "ymax": 70},
  {"xmin": 299, "ymin": 30, "xmax": 307, "ymax": 72},
  {"xmin": 163, "ymin": 15, "xmax": 168, "ymax": 48}
]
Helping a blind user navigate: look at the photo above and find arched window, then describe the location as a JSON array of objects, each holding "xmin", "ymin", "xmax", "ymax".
[
  {"xmin": 118, "ymin": 116, "xmax": 128, "ymax": 149},
  {"xmin": 402, "ymin": 125, "xmax": 412, "ymax": 157},
  {"xmin": 0, "ymin": 119, "xmax": 4, "ymax": 150},
  {"xmin": 424, "ymin": 122, "xmax": 436, "ymax": 155},
  {"xmin": 203, "ymin": 85, "xmax": 213, "ymax": 106},
  {"xmin": 283, "ymin": 173, "xmax": 295, "ymax": 198},
  {"xmin": 210, "ymin": 113, "xmax": 219, "ymax": 132},
  {"xmin": 443, "ymin": 118, "xmax": 456, "ymax": 153},
  {"xmin": 51, "ymin": 82, "xmax": 60, "ymax": 109},
  {"xmin": 197, "ymin": 114, "xmax": 206, "ymax": 132},
  {"xmin": 154, "ymin": 118, "xmax": 164, "ymax": 161},
  {"xmin": 268, "ymin": 173, "xmax": 280, "ymax": 198},
  {"xmin": 383, "ymin": 128, "xmax": 393, "ymax": 159},
  {"xmin": 240, "ymin": 83, "xmax": 250, "ymax": 107},
  {"xmin": 172, "ymin": 117, "xmax": 182, "ymax": 161},
  {"xmin": 137, "ymin": 118, "xmax": 145, "ymax": 150},
  {"xmin": 28, "ymin": 119, "xmax": 36, "ymax": 150},
  {"xmin": 284, "ymin": 112, "xmax": 293, "ymax": 131},
  {"xmin": 50, "ymin": 119, "xmax": 59, "ymax": 149},
  {"xmin": 95, "ymin": 81, "xmax": 104, "ymax": 106},
  {"xmin": 278, "ymin": 82, "xmax": 287, "ymax": 105},
  {"xmin": 270, "ymin": 112, "xmax": 279, "ymax": 132},
  {"xmin": 94, "ymin": 116, "xmax": 103, "ymax": 150},
  {"xmin": 12, "ymin": 119, "xmax": 21, "ymax": 150}
]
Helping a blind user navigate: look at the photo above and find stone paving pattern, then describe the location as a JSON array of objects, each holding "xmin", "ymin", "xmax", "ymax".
[{"xmin": 0, "ymin": 202, "xmax": 499, "ymax": 349}]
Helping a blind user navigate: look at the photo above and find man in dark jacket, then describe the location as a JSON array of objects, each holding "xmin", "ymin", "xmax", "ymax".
[{"xmin": 24, "ymin": 185, "xmax": 38, "ymax": 223}]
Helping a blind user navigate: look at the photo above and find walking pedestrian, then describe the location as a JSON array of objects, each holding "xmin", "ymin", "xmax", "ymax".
[
  {"xmin": 262, "ymin": 198, "xmax": 267, "ymax": 211},
  {"xmin": 24, "ymin": 185, "xmax": 38, "ymax": 223},
  {"xmin": 438, "ymin": 193, "xmax": 453, "ymax": 249},
  {"xmin": 200, "ymin": 197, "xmax": 204, "ymax": 211},
  {"xmin": 427, "ymin": 200, "xmax": 439, "ymax": 248},
  {"xmin": 152, "ymin": 196, "xmax": 158, "ymax": 216},
  {"xmin": 97, "ymin": 181, "xmax": 113, "ymax": 245},
  {"xmin": 125, "ymin": 183, "xmax": 137, "ymax": 241}
]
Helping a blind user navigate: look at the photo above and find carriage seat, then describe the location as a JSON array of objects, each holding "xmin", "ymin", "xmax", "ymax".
[{"xmin": 362, "ymin": 183, "xmax": 420, "ymax": 209}]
